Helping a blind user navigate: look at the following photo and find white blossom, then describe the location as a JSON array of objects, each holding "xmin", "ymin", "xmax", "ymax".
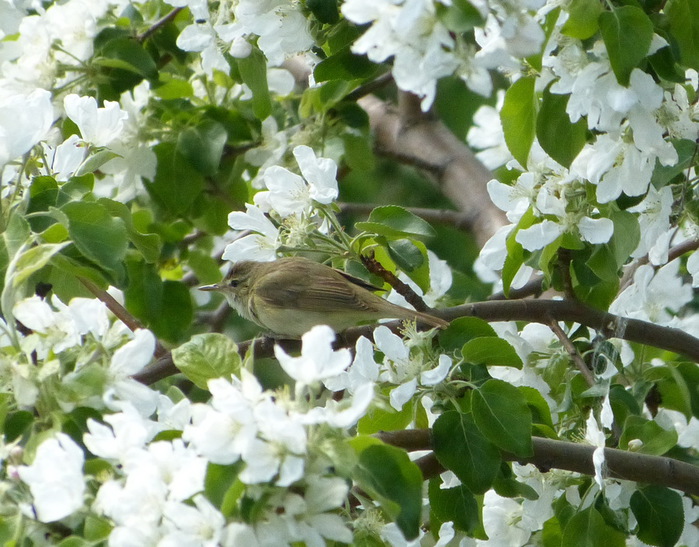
[
  {"xmin": 274, "ymin": 325, "xmax": 352, "ymax": 387},
  {"xmin": 223, "ymin": 204, "xmax": 279, "ymax": 262},
  {"xmin": 63, "ymin": 94, "xmax": 128, "ymax": 148},
  {"xmin": 0, "ymin": 88, "xmax": 53, "ymax": 169},
  {"xmin": 18, "ymin": 433, "xmax": 85, "ymax": 522}
]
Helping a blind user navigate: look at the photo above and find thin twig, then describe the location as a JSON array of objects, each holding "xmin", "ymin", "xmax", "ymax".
[
  {"xmin": 488, "ymin": 276, "xmax": 545, "ymax": 300},
  {"xmin": 137, "ymin": 7, "xmax": 184, "ymax": 42},
  {"xmin": 548, "ymin": 319, "xmax": 595, "ymax": 387},
  {"xmin": 360, "ymin": 253, "xmax": 429, "ymax": 312},
  {"xmin": 620, "ymin": 237, "xmax": 699, "ymax": 291},
  {"xmin": 557, "ymin": 249, "xmax": 576, "ymax": 300},
  {"xmin": 79, "ymin": 277, "xmax": 168, "ymax": 358},
  {"xmin": 344, "ymin": 72, "xmax": 394, "ymax": 103}
]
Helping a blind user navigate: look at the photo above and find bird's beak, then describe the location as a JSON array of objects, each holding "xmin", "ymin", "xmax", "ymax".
[{"xmin": 198, "ymin": 283, "xmax": 223, "ymax": 292}]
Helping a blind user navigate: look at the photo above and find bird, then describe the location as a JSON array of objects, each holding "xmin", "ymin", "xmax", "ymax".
[{"xmin": 199, "ymin": 256, "xmax": 449, "ymax": 338}]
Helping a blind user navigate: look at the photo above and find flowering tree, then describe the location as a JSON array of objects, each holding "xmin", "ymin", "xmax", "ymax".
[{"xmin": 1, "ymin": 0, "xmax": 699, "ymax": 545}]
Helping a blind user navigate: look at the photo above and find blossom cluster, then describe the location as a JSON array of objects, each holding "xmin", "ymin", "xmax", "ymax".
[{"xmin": 469, "ymin": 23, "xmax": 699, "ymax": 315}]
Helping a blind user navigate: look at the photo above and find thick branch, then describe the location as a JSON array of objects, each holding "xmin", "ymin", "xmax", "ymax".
[
  {"xmin": 441, "ymin": 300, "xmax": 699, "ymax": 362},
  {"xmin": 133, "ymin": 298, "xmax": 699, "ymax": 384},
  {"xmin": 358, "ymin": 95, "xmax": 506, "ymax": 247},
  {"xmin": 378, "ymin": 430, "xmax": 699, "ymax": 497}
]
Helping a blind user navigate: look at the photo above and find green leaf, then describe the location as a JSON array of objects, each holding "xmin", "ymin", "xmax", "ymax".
[
  {"xmin": 357, "ymin": 400, "xmax": 414, "ymax": 435},
  {"xmin": 536, "ymin": 84, "xmax": 587, "ymax": 167},
  {"xmin": 237, "ymin": 48, "xmax": 271, "ymax": 120},
  {"xmin": 428, "ymin": 479, "xmax": 483, "ymax": 535},
  {"xmin": 386, "ymin": 239, "xmax": 424, "ymax": 272},
  {"xmin": 462, "ymin": 337, "xmax": 523, "ymax": 368},
  {"xmin": 355, "ymin": 206, "xmax": 436, "ymax": 239},
  {"xmin": 124, "ymin": 258, "xmax": 163, "ymax": 324},
  {"xmin": 27, "ymin": 176, "xmax": 59, "ymax": 231},
  {"xmin": 177, "ymin": 120, "xmax": 228, "ymax": 176},
  {"xmin": 154, "ymin": 74, "xmax": 194, "ymax": 99},
  {"xmin": 435, "ymin": 0, "xmax": 484, "ymax": 32},
  {"xmin": 150, "ymin": 280, "xmax": 193, "ymax": 342},
  {"xmin": 520, "ymin": 386, "xmax": 556, "ymax": 432},
  {"xmin": 438, "ymin": 317, "xmax": 497, "ymax": 352},
  {"xmin": 74, "ymin": 149, "xmax": 120, "ymax": 177},
  {"xmin": 652, "ymin": 139, "xmax": 698, "ymax": 187},
  {"xmin": 97, "ymin": 199, "xmax": 162, "ymax": 263},
  {"xmin": 172, "ymin": 333, "xmax": 242, "ymax": 390},
  {"xmin": 675, "ymin": 361, "xmax": 699, "ymax": 417},
  {"xmin": 60, "ymin": 201, "xmax": 128, "ymax": 275},
  {"xmin": 205, "ymin": 462, "xmax": 243, "ymax": 514},
  {"xmin": 3, "ymin": 214, "xmax": 30, "ymax": 260},
  {"xmin": 562, "ymin": 507, "xmax": 626, "ymax": 547},
  {"xmin": 500, "ymin": 76, "xmax": 537, "ymax": 167},
  {"xmin": 619, "ymin": 416, "xmax": 677, "ymax": 455},
  {"xmin": 352, "ymin": 442, "xmax": 423, "ymax": 540},
  {"xmin": 342, "ymin": 132, "xmax": 375, "ymax": 171},
  {"xmin": 607, "ymin": 210, "xmax": 640, "ymax": 271},
  {"xmin": 146, "ymin": 143, "xmax": 204, "ymax": 216},
  {"xmin": 9, "ymin": 243, "xmax": 70, "ymax": 288},
  {"xmin": 307, "ymin": 0, "xmax": 340, "ymax": 24},
  {"xmin": 97, "ymin": 37, "xmax": 158, "ymax": 79},
  {"xmin": 433, "ymin": 411, "xmax": 500, "ymax": 493},
  {"xmin": 83, "ymin": 515, "xmax": 112, "ymax": 542},
  {"xmin": 472, "ymin": 379, "xmax": 533, "ymax": 457},
  {"xmin": 630, "ymin": 486, "xmax": 683, "ymax": 547},
  {"xmin": 666, "ymin": 0, "xmax": 699, "ymax": 70},
  {"xmin": 599, "ymin": 6, "xmax": 654, "ymax": 86},
  {"xmin": 493, "ymin": 473, "xmax": 539, "ymax": 500},
  {"xmin": 314, "ymin": 46, "xmax": 377, "ymax": 82},
  {"xmin": 561, "ymin": 0, "xmax": 603, "ymax": 39}
]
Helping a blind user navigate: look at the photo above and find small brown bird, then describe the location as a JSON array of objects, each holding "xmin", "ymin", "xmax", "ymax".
[{"xmin": 199, "ymin": 256, "xmax": 448, "ymax": 338}]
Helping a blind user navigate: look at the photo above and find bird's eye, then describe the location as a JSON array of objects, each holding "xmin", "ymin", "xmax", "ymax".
[{"xmin": 229, "ymin": 279, "xmax": 240, "ymax": 288}]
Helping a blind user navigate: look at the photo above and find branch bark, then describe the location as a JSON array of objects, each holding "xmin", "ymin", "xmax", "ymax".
[
  {"xmin": 378, "ymin": 430, "xmax": 699, "ymax": 497},
  {"xmin": 358, "ymin": 94, "xmax": 507, "ymax": 247},
  {"xmin": 133, "ymin": 298, "xmax": 699, "ymax": 384}
]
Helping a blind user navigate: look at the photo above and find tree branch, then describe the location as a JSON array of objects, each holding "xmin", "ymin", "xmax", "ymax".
[
  {"xmin": 361, "ymin": 253, "xmax": 429, "ymax": 312},
  {"xmin": 133, "ymin": 298, "xmax": 699, "ymax": 384},
  {"xmin": 137, "ymin": 7, "xmax": 183, "ymax": 42},
  {"xmin": 79, "ymin": 277, "xmax": 168, "ymax": 358},
  {"xmin": 358, "ymin": 95, "xmax": 507, "ymax": 247},
  {"xmin": 548, "ymin": 319, "xmax": 595, "ymax": 387},
  {"xmin": 378, "ymin": 430, "xmax": 699, "ymax": 496}
]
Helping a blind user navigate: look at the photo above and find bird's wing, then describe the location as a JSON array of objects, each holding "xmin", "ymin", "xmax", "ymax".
[{"xmin": 253, "ymin": 263, "xmax": 380, "ymax": 313}]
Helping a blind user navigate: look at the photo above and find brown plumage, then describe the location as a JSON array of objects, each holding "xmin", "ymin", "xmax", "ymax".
[{"xmin": 200, "ymin": 257, "xmax": 448, "ymax": 338}]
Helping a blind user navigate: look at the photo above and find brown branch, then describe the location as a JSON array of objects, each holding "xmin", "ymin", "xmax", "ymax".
[
  {"xmin": 137, "ymin": 7, "xmax": 184, "ymax": 42},
  {"xmin": 377, "ymin": 430, "xmax": 699, "ymax": 497},
  {"xmin": 360, "ymin": 253, "xmax": 429, "ymax": 312},
  {"xmin": 548, "ymin": 319, "xmax": 595, "ymax": 387},
  {"xmin": 344, "ymin": 72, "xmax": 394, "ymax": 103},
  {"xmin": 620, "ymin": 236, "xmax": 699, "ymax": 291},
  {"xmin": 488, "ymin": 275, "xmax": 546, "ymax": 300},
  {"xmin": 358, "ymin": 95, "xmax": 507, "ymax": 248},
  {"xmin": 441, "ymin": 299, "xmax": 699, "ymax": 362},
  {"xmin": 133, "ymin": 298, "xmax": 699, "ymax": 384},
  {"xmin": 79, "ymin": 277, "xmax": 167, "ymax": 358}
]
